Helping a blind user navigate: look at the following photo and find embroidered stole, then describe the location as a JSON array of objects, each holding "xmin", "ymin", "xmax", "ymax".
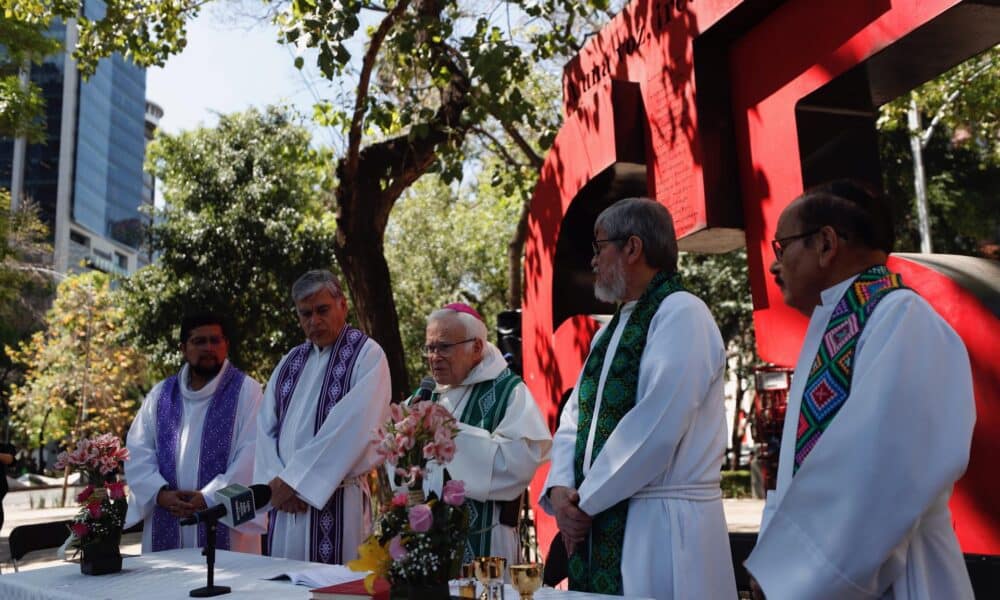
[
  {"xmin": 265, "ymin": 326, "xmax": 368, "ymax": 564},
  {"xmin": 569, "ymin": 271, "xmax": 684, "ymax": 594},
  {"xmin": 434, "ymin": 370, "xmax": 521, "ymax": 562},
  {"xmin": 794, "ymin": 265, "xmax": 906, "ymax": 473},
  {"xmin": 152, "ymin": 364, "xmax": 245, "ymax": 552}
]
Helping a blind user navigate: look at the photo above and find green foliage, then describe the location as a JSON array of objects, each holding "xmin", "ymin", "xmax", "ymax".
[
  {"xmin": 6, "ymin": 272, "xmax": 150, "ymax": 448},
  {"xmin": 0, "ymin": 13, "xmax": 62, "ymax": 140},
  {"xmin": 878, "ymin": 46, "xmax": 1000, "ymax": 254},
  {"xmin": 386, "ymin": 173, "xmax": 521, "ymax": 381},
  {"xmin": 720, "ymin": 470, "xmax": 751, "ymax": 499},
  {"xmin": 679, "ymin": 249, "xmax": 755, "ymax": 362},
  {"xmin": 119, "ymin": 107, "xmax": 338, "ymax": 381},
  {"xmin": 0, "ymin": 189, "xmax": 54, "ymax": 420}
]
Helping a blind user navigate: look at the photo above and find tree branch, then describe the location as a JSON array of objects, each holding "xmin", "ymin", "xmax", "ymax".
[
  {"xmin": 500, "ymin": 120, "xmax": 543, "ymax": 168},
  {"xmin": 472, "ymin": 126, "xmax": 523, "ymax": 167},
  {"xmin": 345, "ymin": 0, "xmax": 414, "ymax": 181}
]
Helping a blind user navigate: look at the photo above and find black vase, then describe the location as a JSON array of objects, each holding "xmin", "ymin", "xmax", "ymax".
[
  {"xmin": 391, "ymin": 580, "xmax": 452, "ymax": 600},
  {"xmin": 80, "ymin": 538, "xmax": 122, "ymax": 575}
]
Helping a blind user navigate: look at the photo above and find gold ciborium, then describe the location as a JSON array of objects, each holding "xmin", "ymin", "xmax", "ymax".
[
  {"xmin": 508, "ymin": 563, "xmax": 543, "ymax": 600},
  {"xmin": 473, "ymin": 556, "xmax": 506, "ymax": 600}
]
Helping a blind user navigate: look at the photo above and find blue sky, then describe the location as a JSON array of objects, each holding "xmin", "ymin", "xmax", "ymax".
[{"xmin": 145, "ymin": 8, "xmax": 328, "ymax": 137}]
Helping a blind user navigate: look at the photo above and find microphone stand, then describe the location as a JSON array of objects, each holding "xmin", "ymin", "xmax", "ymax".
[{"xmin": 190, "ymin": 520, "xmax": 230, "ymax": 597}]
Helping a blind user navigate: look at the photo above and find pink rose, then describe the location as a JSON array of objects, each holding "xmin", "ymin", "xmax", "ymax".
[
  {"xmin": 392, "ymin": 492, "xmax": 409, "ymax": 508},
  {"xmin": 442, "ymin": 480, "xmax": 465, "ymax": 506},
  {"xmin": 388, "ymin": 535, "xmax": 407, "ymax": 560},
  {"xmin": 86, "ymin": 501, "xmax": 103, "ymax": 519},
  {"xmin": 71, "ymin": 522, "xmax": 90, "ymax": 538},
  {"xmin": 408, "ymin": 503, "xmax": 433, "ymax": 532},
  {"xmin": 76, "ymin": 484, "xmax": 95, "ymax": 504},
  {"xmin": 106, "ymin": 481, "xmax": 126, "ymax": 500}
]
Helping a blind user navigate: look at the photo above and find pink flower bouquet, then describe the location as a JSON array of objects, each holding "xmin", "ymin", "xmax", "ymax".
[
  {"xmin": 349, "ymin": 400, "xmax": 469, "ymax": 592},
  {"xmin": 55, "ymin": 434, "xmax": 129, "ymax": 551}
]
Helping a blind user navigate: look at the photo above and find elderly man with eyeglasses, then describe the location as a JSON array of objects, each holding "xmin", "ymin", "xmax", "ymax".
[
  {"xmin": 416, "ymin": 302, "xmax": 551, "ymax": 566},
  {"xmin": 125, "ymin": 312, "xmax": 264, "ymax": 554}
]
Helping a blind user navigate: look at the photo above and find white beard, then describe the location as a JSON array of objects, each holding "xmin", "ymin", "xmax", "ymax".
[{"xmin": 594, "ymin": 261, "xmax": 626, "ymax": 303}]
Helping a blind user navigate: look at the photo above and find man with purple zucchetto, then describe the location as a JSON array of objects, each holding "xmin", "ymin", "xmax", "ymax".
[
  {"xmin": 255, "ymin": 269, "xmax": 391, "ymax": 564},
  {"xmin": 125, "ymin": 312, "xmax": 264, "ymax": 554}
]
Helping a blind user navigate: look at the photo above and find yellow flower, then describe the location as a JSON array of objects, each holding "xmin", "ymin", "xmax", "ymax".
[{"xmin": 348, "ymin": 535, "xmax": 390, "ymax": 594}]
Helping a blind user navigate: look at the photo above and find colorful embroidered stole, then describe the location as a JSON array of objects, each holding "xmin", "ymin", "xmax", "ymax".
[
  {"xmin": 265, "ymin": 326, "xmax": 368, "ymax": 563},
  {"xmin": 440, "ymin": 369, "xmax": 521, "ymax": 562},
  {"xmin": 794, "ymin": 265, "xmax": 906, "ymax": 473},
  {"xmin": 152, "ymin": 364, "xmax": 245, "ymax": 552},
  {"xmin": 569, "ymin": 271, "xmax": 684, "ymax": 594}
]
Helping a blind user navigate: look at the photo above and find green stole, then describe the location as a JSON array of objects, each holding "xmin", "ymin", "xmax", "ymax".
[
  {"xmin": 433, "ymin": 368, "xmax": 521, "ymax": 562},
  {"xmin": 569, "ymin": 271, "xmax": 685, "ymax": 594}
]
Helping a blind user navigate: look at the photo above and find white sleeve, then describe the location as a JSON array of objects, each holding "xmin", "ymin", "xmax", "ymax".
[
  {"xmin": 254, "ymin": 355, "xmax": 289, "ymax": 486},
  {"xmin": 279, "ymin": 342, "xmax": 392, "ymax": 509},
  {"xmin": 576, "ymin": 298, "xmax": 725, "ymax": 516},
  {"xmin": 745, "ymin": 294, "xmax": 976, "ymax": 599},
  {"xmin": 539, "ymin": 385, "xmax": 581, "ymax": 515},
  {"xmin": 124, "ymin": 383, "xmax": 169, "ymax": 527},
  {"xmin": 445, "ymin": 383, "xmax": 551, "ymax": 502}
]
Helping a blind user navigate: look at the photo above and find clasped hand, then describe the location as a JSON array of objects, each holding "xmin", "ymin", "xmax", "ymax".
[
  {"xmin": 550, "ymin": 486, "xmax": 592, "ymax": 555},
  {"xmin": 157, "ymin": 489, "xmax": 206, "ymax": 518},
  {"xmin": 269, "ymin": 476, "xmax": 309, "ymax": 513}
]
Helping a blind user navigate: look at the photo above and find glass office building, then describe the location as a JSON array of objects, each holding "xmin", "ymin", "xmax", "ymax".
[{"xmin": 1, "ymin": 2, "xmax": 148, "ymax": 275}]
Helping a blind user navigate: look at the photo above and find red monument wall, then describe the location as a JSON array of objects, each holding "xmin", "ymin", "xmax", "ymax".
[{"xmin": 524, "ymin": 0, "xmax": 1000, "ymax": 558}]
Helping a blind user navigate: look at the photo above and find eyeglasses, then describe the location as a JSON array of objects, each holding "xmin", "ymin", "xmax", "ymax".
[
  {"xmin": 422, "ymin": 338, "xmax": 475, "ymax": 357},
  {"xmin": 187, "ymin": 335, "xmax": 225, "ymax": 347},
  {"xmin": 771, "ymin": 229, "xmax": 821, "ymax": 261},
  {"xmin": 592, "ymin": 237, "xmax": 628, "ymax": 255}
]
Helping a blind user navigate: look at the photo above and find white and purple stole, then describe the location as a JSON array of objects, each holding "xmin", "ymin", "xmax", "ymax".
[
  {"xmin": 265, "ymin": 326, "xmax": 368, "ymax": 564},
  {"xmin": 151, "ymin": 364, "xmax": 245, "ymax": 552}
]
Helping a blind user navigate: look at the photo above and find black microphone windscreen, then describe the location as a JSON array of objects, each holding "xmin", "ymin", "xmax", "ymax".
[
  {"xmin": 417, "ymin": 376, "xmax": 436, "ymax": 401},
  {"xmin": 250, "ymin": 484, "xmax": 271, "ymax": 508}
]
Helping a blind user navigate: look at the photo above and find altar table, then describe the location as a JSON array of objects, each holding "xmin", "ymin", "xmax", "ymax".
[{"xmin": 0, "ymin": 549, "xmax": 652, "ymax": 600}]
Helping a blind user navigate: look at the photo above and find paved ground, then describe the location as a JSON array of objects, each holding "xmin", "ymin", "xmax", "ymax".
[{"xmin": 0, "ymin": 490, "xmax": 764, "ymax": 573}]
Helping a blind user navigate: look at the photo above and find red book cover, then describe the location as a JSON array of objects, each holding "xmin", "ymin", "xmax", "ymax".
[{"xmin": 310, "ymin": 578, "xmax": 389, "ymax": 600}]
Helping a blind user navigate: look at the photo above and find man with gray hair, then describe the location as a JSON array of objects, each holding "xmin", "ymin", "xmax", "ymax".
[
  {"xmin": 419, "ymin": 302, "xmax": 550, "ymax": 565},
  {"xmin": 255, "ymin": 269, "xmax": 391, "ymax": 564},
  {"xmin": 540, "ymin": 198, "xmax": 736, "ymax": 598}
]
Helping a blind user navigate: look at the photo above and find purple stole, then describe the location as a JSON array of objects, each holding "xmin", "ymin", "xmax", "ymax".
[
  {"xmin": 265, "ymin": 326, "xmax": 368, "ymax": 564},
  {"xmin": 151, "ymin": 364, "xmax": 246, "ymax": 551}
]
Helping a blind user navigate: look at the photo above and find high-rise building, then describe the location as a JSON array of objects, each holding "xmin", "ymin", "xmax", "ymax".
[{"xmin": 1, "ymin": 3, "xmax": 151, "ymax": 276}]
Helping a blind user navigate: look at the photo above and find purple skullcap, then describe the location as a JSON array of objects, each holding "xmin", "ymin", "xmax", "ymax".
[{"xmin": 443, "ymin": 302, "xmax": 484, "ymax": 322}]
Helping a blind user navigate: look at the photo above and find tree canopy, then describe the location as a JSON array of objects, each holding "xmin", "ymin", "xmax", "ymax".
[
  {"xmin": 6, "ymin": 271, "xmax": 149, "ymax": 447},
  {"xmin": 119, "ymin": 106, "xmax": 338, "ymax": 382}
]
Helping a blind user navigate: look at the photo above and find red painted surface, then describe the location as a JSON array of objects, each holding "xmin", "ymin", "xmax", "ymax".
[{"xmin": 525, "ymin": 0, "xmax": 999, "ymax": 561}]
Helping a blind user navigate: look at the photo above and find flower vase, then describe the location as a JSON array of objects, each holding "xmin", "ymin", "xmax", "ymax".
[{"xmin": 80, "ymin": 535, "xmax": 122, "ymax": 575}]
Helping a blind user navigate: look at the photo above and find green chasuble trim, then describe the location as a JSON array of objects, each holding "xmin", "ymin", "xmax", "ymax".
[
  {"xmin": 569, "ymin": 271, "xmax": 685, "ymax": 595},
  {"xmin": 434, "ymin": 369, "xmax": 521, "ymax": 562}
]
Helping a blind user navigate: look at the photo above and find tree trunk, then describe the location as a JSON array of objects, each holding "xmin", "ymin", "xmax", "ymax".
[
  {"xmin": 729, "ymin": 352, "xmax": 745, "ymax": 470},
  {"xmin": 507, "ymin": 199, "xmax": 530, "ymax": 308},
  {"xmin": 907, "ymin": 95, "xmax": 933, "ymax": 254},
  {"xmin": 333, "ymin": 236, "xmax": 409, "ymax": 403}
]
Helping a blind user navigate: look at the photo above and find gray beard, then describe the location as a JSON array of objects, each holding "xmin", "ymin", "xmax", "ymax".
[{"xmin": 594, "ymin": 267, "xmax": 626, "ymax": 303}]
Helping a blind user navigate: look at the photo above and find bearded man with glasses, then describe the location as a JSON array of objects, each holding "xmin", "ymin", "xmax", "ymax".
[
  {"xmin": 125, "ymin": 312, "xmax": 265, "ymax": 554},
  {"xmin": 540, "ymin": 197, "xmax": 737, "ymax": 599},
  {"xmin": 413, "ymin": 302, "xmax": 550, "ymax": 566}
]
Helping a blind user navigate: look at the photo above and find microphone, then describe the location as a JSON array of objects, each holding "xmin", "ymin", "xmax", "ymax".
[
  {"xmin": 180, "ymin": 483, "xmax": 271, "ymax": 528},
  {"xmin": 415, "ymin": 376, "xmax": 435, "ymax": 402}
]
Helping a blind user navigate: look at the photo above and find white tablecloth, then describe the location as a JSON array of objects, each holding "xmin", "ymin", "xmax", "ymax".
[{"xmin": 0, "ymin": 549, "xmax": 649, "ymax": 599}]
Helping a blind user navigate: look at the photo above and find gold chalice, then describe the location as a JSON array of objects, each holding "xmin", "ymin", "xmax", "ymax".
[
  {"xmin": 508, "ymin": 563, "xmax": 543, "ymax": 600},
  {"xmin": 458, "ymin": 563, "xmax": 478, "ymax": 599},
  {"xmin": 473, "ymin": 556, "xmax": 506, "ymax": 600}
]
